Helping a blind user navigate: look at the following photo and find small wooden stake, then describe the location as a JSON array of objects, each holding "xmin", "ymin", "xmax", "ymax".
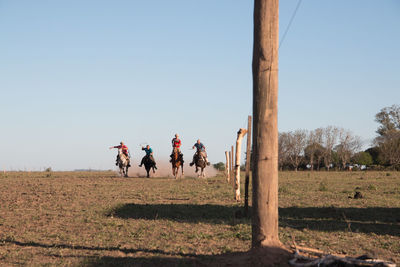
[
  {"xmin": 230, "ymin": 145, "xmax": 234, "ymax": 184},
  {"xmin": 225, "ymin": 151, "xmax": 230, "ymax": 182}
]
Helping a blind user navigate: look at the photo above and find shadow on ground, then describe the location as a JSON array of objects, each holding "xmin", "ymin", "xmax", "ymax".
[
  {"xmin": 279, "ymin": 206, "xmax": 400, "ymax": 236},
  {"xmin": 106, "ymin": 203, "xmax": 242, "ymax": 224},
  {"xmin": 80, "ymin": 247, "xmax": 291, "ymax": 267},
  {"xmin": 108, "ymin": 203, "xmax": 400, "ymax": 236},
  {"xmin": 1, "ymin": 238, "xmax": 291, "ymax": 267}
]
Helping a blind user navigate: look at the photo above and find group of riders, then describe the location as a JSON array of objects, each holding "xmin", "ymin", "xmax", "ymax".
[{"xmin": 109, "ymin": 134, "xmax": 210, "ymax": 168}]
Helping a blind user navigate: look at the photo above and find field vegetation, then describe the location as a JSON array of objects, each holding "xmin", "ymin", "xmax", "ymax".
[{"xmin": 0, "ymin": 170, "xmax": 399, "ymax": 266}]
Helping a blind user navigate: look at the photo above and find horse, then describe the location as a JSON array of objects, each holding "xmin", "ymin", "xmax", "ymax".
[
  {"xmin": 193, "ymin": 152, "xmax": 207, "ymax": 178},
  {"xmin": 117, "ymin": 149, "xmax": 130, "ymax": 177},
  {"xmin": 141, "ymin": 155, "xmax": 156, "ymax": 178},
  {"xmin": 171, "ymin": 149, "xmax": 184, "ymax": 179}
]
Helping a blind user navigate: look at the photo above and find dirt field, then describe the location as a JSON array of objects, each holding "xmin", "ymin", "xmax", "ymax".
[{"xmin": 0, "ymin": 171, "xmax": 399, "ymax": 266}]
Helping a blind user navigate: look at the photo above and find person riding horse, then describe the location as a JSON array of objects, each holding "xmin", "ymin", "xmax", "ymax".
[
  {"xmin": 190, "ymin": 139, "xmax": 210, "ymax": 166},
  {"xmin": 109, "ymin": 141, "xmax": 131, "ymax": 167},
  {"xmin": 139, "ymin": 145, "xmax": 157, "ymax": 169},
  {"xmin": 170, "ymin": 133, "xmax": 183, "ymax": 162}
]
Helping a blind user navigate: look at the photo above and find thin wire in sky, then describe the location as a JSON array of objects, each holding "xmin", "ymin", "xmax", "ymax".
[{"xmin": 279, "ymin": 0, "xmax": 302, "ymax": 49}]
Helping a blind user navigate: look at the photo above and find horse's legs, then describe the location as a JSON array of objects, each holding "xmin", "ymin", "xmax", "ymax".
[{"xmin": 181, "ymin": 163, "xmax": 184, "ymax": 177}]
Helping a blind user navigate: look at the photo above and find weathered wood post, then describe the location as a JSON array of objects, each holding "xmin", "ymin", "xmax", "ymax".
[
  {"xmin": 225, "ymin": 151, "xmax": 230, "ymax": 182},
  {"xmin": 230, "ymin": 145, "xmax": 234, "ymax": 184},
  {"xmin": 229, "ymin": 150, "xmax": 233, "ymax": 184},
  {"xmin": 235, "ymin": 128, "xmax": 248, "ymax": 201},
  {"xmin": 244, "ymin": 115, "xmax": 252, "ymax": 216},
  {"xmin": 252, "ymin": 0, "xmax": 280, "ymax": 247}
]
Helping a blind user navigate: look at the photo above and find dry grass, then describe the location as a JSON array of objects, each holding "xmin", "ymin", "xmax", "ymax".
[{"xmin": 0, "ymin": 170, "xmax": 398, "ymax": 266}]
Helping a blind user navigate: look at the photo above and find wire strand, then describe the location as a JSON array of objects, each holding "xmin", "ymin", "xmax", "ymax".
[{"xmin": 279, "ymin": 0, "xmax": 302, "ymax": 49}]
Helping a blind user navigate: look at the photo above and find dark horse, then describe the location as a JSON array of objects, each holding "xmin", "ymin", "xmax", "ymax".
[
  {"xmin": 171, "ymin": 150, "xmax": 184, "ymax": 179},
  {"xmin": 193, "ymin": 152, "xmax": 206, "ymax": 178},
  {"xmin": 141, "ymin": 155, "xmax": 156, "ymax": 178}
]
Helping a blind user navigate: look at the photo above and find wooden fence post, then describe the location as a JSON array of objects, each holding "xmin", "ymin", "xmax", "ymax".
[
  {"xmin": 225, "ymin": 151, "xmax": 230, "ymax": 182},
  {"xmin": 244, "ymin": 115, "xmax": 252, "ymax": 215},
  {"xmin": 230, "ymin": 145, "xmax": 234, "ymax": 184},
  {"xmin": 235, "ymin": 128, "xmax": 248, "ymax": 201}
]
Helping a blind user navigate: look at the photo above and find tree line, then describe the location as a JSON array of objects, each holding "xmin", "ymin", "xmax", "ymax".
[
  {"xmin": 279, "ymin": 104, "xmax": 400, "ymax": 171},
  {"xmin": 213, "ymin": 104, "xmax": 400, "ymax": 172}
]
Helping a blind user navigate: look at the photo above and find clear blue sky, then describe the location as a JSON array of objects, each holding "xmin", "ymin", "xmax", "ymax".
[{"xmin": 1, "ymin": 1, "xmax": 399, "ymax": 170}]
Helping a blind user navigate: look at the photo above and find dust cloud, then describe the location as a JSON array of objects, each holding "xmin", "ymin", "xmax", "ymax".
[{"xmin": 125, "ymin": 159, "xmax": 218, "ymax": 178}]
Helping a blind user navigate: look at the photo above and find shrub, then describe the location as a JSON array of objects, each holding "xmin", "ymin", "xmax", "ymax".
[
  {"xmin": 212, "ymin": 162, "xmax": 225, "ymax": 171},
  {"xmin": 319, "ymin": 181, "xmax": 328, "ymax": 191},
  {"xmin": 367, "ymin": 184, "xmax": 377, "ymax": 191}
]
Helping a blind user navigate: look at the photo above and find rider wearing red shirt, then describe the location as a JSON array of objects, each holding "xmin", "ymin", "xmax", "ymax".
[
  {"xmin": 109, "ymin": 141, "xmax": 131, "ymax": 167},
  {"xmin": 170, "ymin": 133, "xmax": 183, "ymax": 162}
]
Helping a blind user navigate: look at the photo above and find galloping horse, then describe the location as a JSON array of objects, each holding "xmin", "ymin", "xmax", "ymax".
[
  {"xmin": 141, "ymin": 155, "xmax": 156, "ymax": 178},
  {"xmin": 117, "ymin": 149, "xmax": 130, "ymax": 177},
  {"xmin": 193, "ymin": 152, "xmax": 206, "ymax": 178},
  {"xmin": 171, "ymin": 149, "xmax": 184, "ymax": 179}
]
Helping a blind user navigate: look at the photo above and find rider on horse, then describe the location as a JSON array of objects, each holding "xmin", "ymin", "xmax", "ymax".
[
  {"xmin": 109, "ymin": 141, "xmax": 131, "ymax": 167},
  {"xmin": 170, "ymin": 133, "xmax": 183, "ymax": 162},
  {"xmin": 139, "ymin": 145, "xmax": 157, "ymax": 169},
  {"xmin": 190, "ymin": 139, "xmax": 210, "ymax": 166}
]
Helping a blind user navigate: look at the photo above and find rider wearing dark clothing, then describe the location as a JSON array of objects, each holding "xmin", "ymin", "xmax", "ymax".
[
  {"xmin": 193, "ymin": 142, "xmax": 205, "ymax": 152},
  {"xmin": 190, "ymin": 139, "xmax": 210, "ymax": 166},
  {"xmin": 139, "ymin": 145, "xmax": 157, "ymax": 169}
]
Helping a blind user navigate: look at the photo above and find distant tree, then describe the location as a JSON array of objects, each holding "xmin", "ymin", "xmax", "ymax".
[
  {"xmin": 304, "ymin": 142, "xmax": 324, "ymax": 171},
  {"xmin": 305, "ymin": 128, "xmax": 323, "ymax": 171},
  {"xmin": 287, "ymin": 130, "xmax": 308, "ymax": 171},
  {"xmin": 375, "ymin": 131, "xmax": 400, "ymax": 167},
  {"xmin": 365, "ymin": 147, "xmax": 382, "ymax": 165},
  {"xmin": 213, "ymin": 162, "xmax": 225, "ymax": 171},
  {"xmin": 240, "ymin": 164, "xmax": 246, "ymax": 171},
  {"xmin": 374, "ymin": 105, "xmax": 400, "ymax": 167},
  {"xmin": 322, "ymin": 126, "xmax": 339, "ymax": 171},
  {"xmin": 375, "ymin": 104, "xmax": 400, "ymax": 136},
  {"xmin": 278, "ymin": 132, "xmax": 290, "ymax": 171},
  {"xmin": 331, "ymin": 150, "xmax": 339, "ymax": 169},
  {"xmin": 334, "ymin": 128, "xmax": 362, "ymax": 170},
  {"xmin": 352, "ymin": 151, "xmax": 373, "ymax": 166}
]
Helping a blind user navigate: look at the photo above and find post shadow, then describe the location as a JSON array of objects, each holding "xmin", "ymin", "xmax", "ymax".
[
  {"xmin": 1, "ymin": 238, "xmax": 292, "ymax": 267},
  {"xmin": 107, "ymin": 203, "xmax": 400, "ymax": 236}
]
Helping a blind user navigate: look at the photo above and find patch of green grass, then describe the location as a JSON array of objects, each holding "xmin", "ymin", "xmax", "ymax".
[
  {"xmin": 319, "ymin": 181, "xmax": 328, "ymax": 191},
  {"xmin": 279, "ymin": 185, "xmax": 289, "ymax": 194},
  {"xmin": 367, "ymin": 184, "xmax": 377, "ymax": 191}
]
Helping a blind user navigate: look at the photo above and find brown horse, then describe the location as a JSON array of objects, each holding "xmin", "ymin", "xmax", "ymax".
[{"xmin": 171, "ymin": 149, "xmax": 184, "ymax": 179}]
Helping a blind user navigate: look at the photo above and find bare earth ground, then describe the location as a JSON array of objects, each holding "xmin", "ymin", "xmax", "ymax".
[{"xmin": 0, "ymin": 171, "xmax": 399, "ymax": 266}]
